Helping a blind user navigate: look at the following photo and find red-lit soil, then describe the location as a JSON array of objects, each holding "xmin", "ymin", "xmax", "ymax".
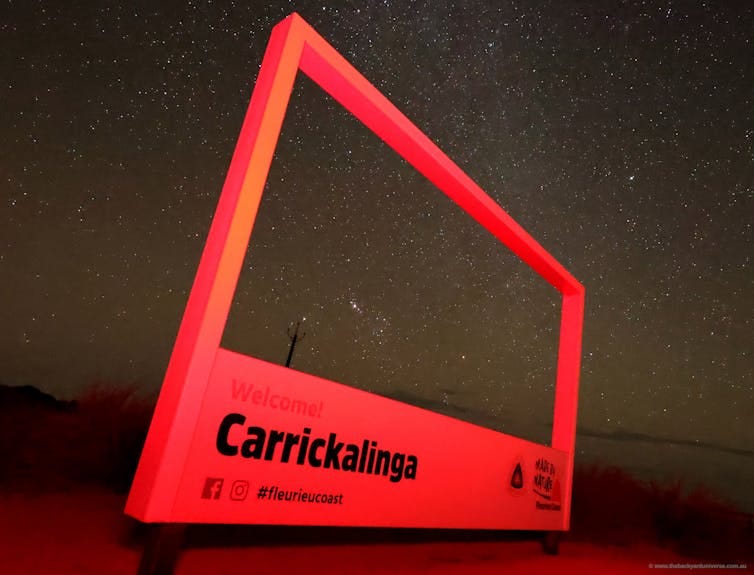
[{"xmin": 1, "ymin": 489, "xmax": 748, "ymax": 574}]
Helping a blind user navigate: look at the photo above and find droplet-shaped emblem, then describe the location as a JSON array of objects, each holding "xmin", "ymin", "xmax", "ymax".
[{"xmin": 510, "ymin": 463, "xmax": 524, "ymax": 489}]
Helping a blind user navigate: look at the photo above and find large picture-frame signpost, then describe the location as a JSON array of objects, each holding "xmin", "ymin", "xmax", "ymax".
[{"xmin": 126, "ymin": 11, "xmax": 585, "ymax": 571}]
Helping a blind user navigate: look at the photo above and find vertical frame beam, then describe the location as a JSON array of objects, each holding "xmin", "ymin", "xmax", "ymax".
[{"xmin": 551, "ymin": 289, "xmax": 585, "ymax": 529}]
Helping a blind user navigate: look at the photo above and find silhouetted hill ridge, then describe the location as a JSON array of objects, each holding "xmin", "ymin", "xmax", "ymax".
[{"xmin": 0, "ymin": 384, "xmax": 77, "ymax": 412}]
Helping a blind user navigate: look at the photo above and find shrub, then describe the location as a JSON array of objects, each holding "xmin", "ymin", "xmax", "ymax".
[
  {"xmin": 64, "ymin": 383, "xmax": 154, "ymax": 492},
  {"xmin": 570, "ymin": 463, "xmax": 655, "ymax": 545},
  {"xmin": 0, "ymin": 383, "xmax": 154, "ymax": 493},
  {"xmin": 570, "ymin": 462, "xmax": 753, "ymax": 561},
  {"xmin": 652, "ymin": 481, "xmax": 753, "ymax": 560}
]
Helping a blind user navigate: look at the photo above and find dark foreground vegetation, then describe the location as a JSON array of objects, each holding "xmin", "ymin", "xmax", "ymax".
[{"xmin": 1, "ymin": 383, "xmax": 751, "ymax": 561}]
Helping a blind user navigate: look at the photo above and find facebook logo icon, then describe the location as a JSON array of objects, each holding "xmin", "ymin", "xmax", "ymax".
[{"xmin": 201, "ymin": 477, "xmax": 224, "ymax": 500}]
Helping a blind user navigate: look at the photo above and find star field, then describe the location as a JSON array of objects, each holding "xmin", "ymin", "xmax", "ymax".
[{"xmin": 1, "ymin": 1, "xmax": 752, "ymax": 508}]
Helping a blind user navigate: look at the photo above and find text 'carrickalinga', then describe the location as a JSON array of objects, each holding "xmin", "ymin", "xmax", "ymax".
[{"xmin": 216, "ymin": 413, "xmax": 418, "ymax": 483}]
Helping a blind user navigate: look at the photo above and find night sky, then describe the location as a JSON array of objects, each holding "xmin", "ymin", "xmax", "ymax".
[{"xmin": 2, "ymin": 2, "xmax": 752, "ymax": 510}]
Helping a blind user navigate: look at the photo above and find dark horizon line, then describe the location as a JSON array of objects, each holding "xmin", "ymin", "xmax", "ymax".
[{"xmin": 578, "ymin": 426, "xmax": 754, "ymax": 458}]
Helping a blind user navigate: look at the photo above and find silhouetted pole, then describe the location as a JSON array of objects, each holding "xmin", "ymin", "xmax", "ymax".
[{"xmin": 285, "ymin": 320, "xmax": 306, "ymax": 367}]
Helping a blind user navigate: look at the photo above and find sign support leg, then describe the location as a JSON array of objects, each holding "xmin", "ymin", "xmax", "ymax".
[
  {"xmin": 137, "ymin": 524, "xmax": 186, "ymax": 575},
  {"xmin": 541, "ymin": 530, "xmax": 561, "ymax": 555}
]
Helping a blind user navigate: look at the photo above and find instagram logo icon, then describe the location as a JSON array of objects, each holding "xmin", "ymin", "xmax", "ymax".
[{"xmin": 230, "ymin": 480, "xmax": 249, "ymax": 501}]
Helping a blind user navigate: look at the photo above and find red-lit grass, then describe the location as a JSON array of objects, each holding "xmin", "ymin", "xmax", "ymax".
[
  {"xmin": 570, "ymin": 463, "xmax": 753, "ymax": 561},
  {"xmin": 0, "ymin": 383, "xmax": 153, "ymax": 492},
  {"xmin": 1, "ymin": 387, "xmax": 750, "ymax": 561}
]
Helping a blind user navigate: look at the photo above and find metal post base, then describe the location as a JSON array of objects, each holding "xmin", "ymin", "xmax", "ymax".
[
  {"xmin": 541, "ymin": 531, "xmax": 562, "ymax": 555},
  {"xmin": 137, "ymin": 524, "xmax": 186, "ymax": 575}
]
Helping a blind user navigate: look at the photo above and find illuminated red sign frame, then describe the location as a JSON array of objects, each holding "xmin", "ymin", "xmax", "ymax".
[{"xmin": 126, "ymin": 13, "xmax": 584, "ymax": 531}]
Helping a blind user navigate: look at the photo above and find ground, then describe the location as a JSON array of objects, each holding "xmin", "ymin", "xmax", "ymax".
[{"xmin": 0, "ymin": 489, "xmax": 749, "ymax": 574}]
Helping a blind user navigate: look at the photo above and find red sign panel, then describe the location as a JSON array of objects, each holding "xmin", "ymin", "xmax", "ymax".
[
  {"xmin": 125, "ymin": 13, "xmax": 584, "ymax": 531},
  {"xmin": 172, "ymin": 349, "xmax": 568, "ymax": 528}
]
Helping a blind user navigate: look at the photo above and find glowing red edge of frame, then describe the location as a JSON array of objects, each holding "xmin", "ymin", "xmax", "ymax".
[{"xmin": 125, "ymin": 12, "xmax": 585, "ymax": 529}]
